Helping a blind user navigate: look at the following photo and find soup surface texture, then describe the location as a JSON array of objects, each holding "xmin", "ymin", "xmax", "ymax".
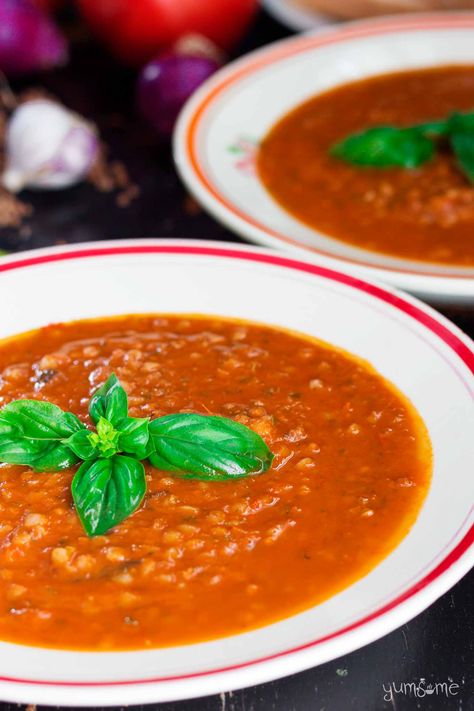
[
  {"xmin": 0, "ymin": 315, "xmax": 431, "ymax": 650},
  {"xmin": 258, "ymin": 65, "xmax": 474, "ymax": 266}
]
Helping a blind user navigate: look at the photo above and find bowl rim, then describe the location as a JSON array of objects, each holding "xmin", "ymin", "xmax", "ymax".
[
  {"xmin": 173, "ymin": 12, "xmax": 474, "ymax": 302},
  {"xmin": 0, "ymin": 239, "xmax": 472, "ymax": 703}
]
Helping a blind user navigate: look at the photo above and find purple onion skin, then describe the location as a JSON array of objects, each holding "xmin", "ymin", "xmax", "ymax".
[
  {"xmin": 0, "ymin": 0, "xmax": 68, "ymax": 77},
  {"xmin": 137, "ymin": 54, "xmax": 220, "ymax": 139}
]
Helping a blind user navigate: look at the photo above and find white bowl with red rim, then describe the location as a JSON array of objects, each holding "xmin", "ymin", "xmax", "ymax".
[
  {"xmin": 174, "ymin": 13, "xmax": 474, "ymax": 305},
  {"xmin": 0, "ymin": 239, "xmax": 472, "ymax": 706}
]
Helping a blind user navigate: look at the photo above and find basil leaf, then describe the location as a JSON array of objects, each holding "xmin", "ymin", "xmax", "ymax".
[
  {"xmin": 0, "ymin": 400, "xmax": 84, "ymax": 471},
  {"xmin": 0, "ymin": 430, "xmax": 78, "ymax": 471},
  {"xmin": 71, "ymin": 455, "xmax": 146, "ymax": 537},
  {"xmin": 117, "ymin": 417, "xmax": 150, "ymax": 459},
  {"xmin": 416, "ymin": 110, "xmax": 474, "ymax": 137},
  {"xmin": 66, "ymin": 429, "xmax": 96, "ymax": 461},
  {"xmin": 331, "ymin": 127, "xmax": 434, "ymax": 168},
  {"xmin": 0, "ymin": 400, "xmax": 83, "ymax": 439},
  {"xmin": 89, "ymin": 374, "xmax": 128, "ymax": 426},
  {"xmin": 450, "ymin": 131, "xmax": 474, "ymax": 183},
  {"xmin": 414, "ymin": 117, "xmax": 449, "ymax": 137},
  {"xmin": 148, "ymin": 414, "xmax": 274, "ymax": 481},
  {"xmin": 448, "ymin": 110, "xmax": 474, "ymax": 134}
]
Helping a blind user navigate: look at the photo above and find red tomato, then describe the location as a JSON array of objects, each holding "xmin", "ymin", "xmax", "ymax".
[{"xmin": 77, "ymin": 0, "xmax": 259, "ymax": 65}]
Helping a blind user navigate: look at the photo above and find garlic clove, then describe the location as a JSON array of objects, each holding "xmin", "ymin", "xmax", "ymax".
[{"xmin": 1, "ymin": 99, "xmax": 99, "ymax": 192}]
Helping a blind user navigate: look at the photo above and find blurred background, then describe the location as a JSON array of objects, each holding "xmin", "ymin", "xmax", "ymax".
[{"xmin": 0, "ymin": 0, "xmax": 473, "ymax": 255}]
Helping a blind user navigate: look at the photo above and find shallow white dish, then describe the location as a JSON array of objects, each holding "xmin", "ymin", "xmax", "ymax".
[
  {"xmin": 174, "ymin": 13, "xmax": 474, "ymax": 305},
  {"xmin": 262, "ymin": 0, "xmax": 334, "ymax": 31},
  {"xmin": 0, "ymin": 239, "xmax": 472, "ymax": 706}
]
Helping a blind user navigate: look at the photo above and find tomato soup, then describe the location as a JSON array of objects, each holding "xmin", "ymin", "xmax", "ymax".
[
  {"xmin": 0, "ymin": 315, "xmax": 431, "ymax": 650},
  {"xmin": 258, "ymin": 65, "xmax": 474, "ymax": 266}
]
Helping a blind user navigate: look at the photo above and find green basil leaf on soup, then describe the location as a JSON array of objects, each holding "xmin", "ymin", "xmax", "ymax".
[
  {"xmin": 71, "ymin": 455, "xmax": 146, "ymax": 537},
  {"xmin": 450, "ymin": 132, "xmax": 474, "ymax": 183},
  {"xmin": 414, "ymin": 117, "xmax": 450, "ymax": 137},
  {"xmin": 0, "ymin": 400, "xmax": 84, "ymax": 439},
  {"xmin": 66, "ymin": 429, "xmax": 97, "ymax": 461},
  {"xmin": 117, "ymin": 416, "xmax": 150, "ymax": 459},
  {"xmin": 331, "ymin": 126, "xmax": 434, "ymax": 168},
  {"xmin": 0, "ymin": 400, "xmax": 84, "ymax": 471},
  {"xmin": 448, "ymin": 110, "xmax": 474, "ymax": 134},
  {"xmin": 0, "ymin": 425, "xmax": 79, "ymax": 470},
  {"xmin": 148, "ymin": 413, "xmax": 274, "ymax": 481},
  {"xmin": 89, "ymin": 373, "xmax": 128, "ymax": 427},
  {"xmin": 417, "ymin": 110, "xmax": 474, "ymax": 137}
]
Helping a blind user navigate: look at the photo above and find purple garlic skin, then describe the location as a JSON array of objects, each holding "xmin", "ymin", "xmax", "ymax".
[
  {"xmin": 0, "ymin": 0, "xmax": 68, "ymax": 77},
  {"xmin": 137, "ymin": 53, "xmax": 220, "ymax": 139}
]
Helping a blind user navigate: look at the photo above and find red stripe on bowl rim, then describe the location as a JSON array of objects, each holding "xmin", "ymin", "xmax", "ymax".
[
  {"xmin": 0, "ymin": 242, "xmax": 472, "ymax": 688},
  {"xmin": 181, "ymin": 13, "xmax": 474, "ymax": 280}
]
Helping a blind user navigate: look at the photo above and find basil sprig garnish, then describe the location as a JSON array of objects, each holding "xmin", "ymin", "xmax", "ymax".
[
  {"xmin": 330, "ymin": 109, "xmax": 474, "ymax": 182},
  {"xmin": 0, "ymin": 374, "xmax": 274, "ymax": 536}
]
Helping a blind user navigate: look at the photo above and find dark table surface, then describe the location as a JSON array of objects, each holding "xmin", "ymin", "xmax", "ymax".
[{"xmin": 0, "ymin": 7, "xmax": 472, "ymax": 711}]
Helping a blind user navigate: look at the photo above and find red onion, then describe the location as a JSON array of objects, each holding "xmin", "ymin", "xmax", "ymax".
[
  {"xmin": 137, "ymin": 53, "xmax": 220, "ymax": 139},
  {"xmin": 0, "ymin": 0, "xmax": 68, "ymax": 77}
]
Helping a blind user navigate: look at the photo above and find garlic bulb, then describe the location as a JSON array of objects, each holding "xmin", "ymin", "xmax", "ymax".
[{"xmin": 2, "ymin": 99, "xmax": 99, "ymax": 192}]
